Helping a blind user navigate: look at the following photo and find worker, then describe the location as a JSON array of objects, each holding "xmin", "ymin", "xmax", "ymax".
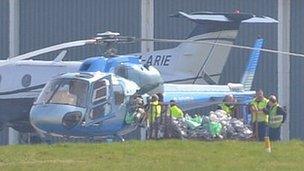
[
  {"xmin": 147, "ymin": 94, "xmax": 162, "ymax": 139},
  {"xmin": 148, "ymin": 94, "xmax": 162, "ymax": 123},
  {"xmin": 125, "ymin": 94, "xmax": 146, "ymax": 125},
  {"xmin": 169, "ymin": 100, "xmax": 184, "ymax": 119},
  {"xmin": 218, "ymin": 94, "xmax": 236, "ymax": 117},
  {"xmin": 263, "ymin": 95, "xmax": 287, "ymax": 141},
  {"xmin": 250, "ymin": 89, "xmax": 268, "ymax": 141}
]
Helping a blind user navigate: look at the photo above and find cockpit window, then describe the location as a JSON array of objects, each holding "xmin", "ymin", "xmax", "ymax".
[{"xmin": 36, "ymin": 79, "xmax": 88, "ymax": 107}]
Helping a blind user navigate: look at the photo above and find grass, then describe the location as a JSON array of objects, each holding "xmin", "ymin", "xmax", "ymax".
[{"xmin": 0, "ymin": 140, "xmax": 303, "ymax": 170}]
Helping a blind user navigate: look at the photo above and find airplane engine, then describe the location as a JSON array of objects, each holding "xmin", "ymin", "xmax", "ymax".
[{"xmin": 114, "ymin": 64, "xmax": 164, "ymax": 94}]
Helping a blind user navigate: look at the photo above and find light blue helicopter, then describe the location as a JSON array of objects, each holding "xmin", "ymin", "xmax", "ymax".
[{"xmin": 30, "ymin": 33, "xmax": 264, "ymax": 140}]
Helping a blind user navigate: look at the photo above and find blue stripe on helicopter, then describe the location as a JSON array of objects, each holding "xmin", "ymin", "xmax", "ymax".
[{"xmin": 79, "ymin": 56, "xmax": 140, "ymax": 73}]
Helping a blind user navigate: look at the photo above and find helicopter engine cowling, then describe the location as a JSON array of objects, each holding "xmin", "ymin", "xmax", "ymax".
[{"xmin": 114, "ymin": 64, "xmax": 164, "ymax": 94}]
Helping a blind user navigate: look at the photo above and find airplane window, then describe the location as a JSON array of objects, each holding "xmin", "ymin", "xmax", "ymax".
[{"xmin": 21, "ymin": 74, "xmax": 31, "ymax": 87}]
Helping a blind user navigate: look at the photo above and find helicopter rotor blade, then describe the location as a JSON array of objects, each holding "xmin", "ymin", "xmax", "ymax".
[
  {"xmin": 138, "ymin": 38, "xmax": 304, "ymax": 58},
  {"xmin": 2, "ymin": 32, "xmax": 304, "ymax": 68},
  {"xmin": 0, "ymin": 39, "xmax": 97, "ymax": 67}
]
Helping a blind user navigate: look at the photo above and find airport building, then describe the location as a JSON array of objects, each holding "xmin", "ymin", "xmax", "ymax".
[{"xmin": 0, "ymin": 0, "xmax": 303, "ymax": 144}]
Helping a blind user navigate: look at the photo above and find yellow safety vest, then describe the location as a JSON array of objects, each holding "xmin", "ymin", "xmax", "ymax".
[
  {"xmin": 219, "ymin": 103, "xmax": 235, "ymax": 117},
  {"xmin": 268, "ymin": 104, "xmax": 284, "ymax": 128},
  {"xmin": 149, "ymin": 101, "xmax": 161, "ymax": 123},
  {"xmin": 170, "ymin": 105, "xmax": 184, "ymax": 119},
  {"xmin": 251, "ymin": 98, "xmax": 268, "ymax": 122}
]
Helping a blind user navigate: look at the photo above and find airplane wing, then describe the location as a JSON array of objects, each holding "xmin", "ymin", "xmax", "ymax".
[{"xmin": 0, "ymin": 39, "xmax": 96, "ymax": 67}]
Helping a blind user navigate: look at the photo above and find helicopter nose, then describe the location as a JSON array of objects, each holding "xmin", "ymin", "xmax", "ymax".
[{"xmin": 30, "ymin": 104, "xmax": 85, "ymax": 134}]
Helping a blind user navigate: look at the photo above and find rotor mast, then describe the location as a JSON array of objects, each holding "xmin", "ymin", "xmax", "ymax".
[{"xmin": 96, "ymin": 31, "xmax": 135, "ymax": 58}]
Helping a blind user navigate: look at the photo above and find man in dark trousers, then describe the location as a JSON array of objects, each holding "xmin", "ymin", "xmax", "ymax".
[
  {"xmin": 250, "ymin": 90, "xmax": 269, "ymax": 141},
  {"xmin": 263, "ymin": 95, "xmax": 287, "ymax": 141}
]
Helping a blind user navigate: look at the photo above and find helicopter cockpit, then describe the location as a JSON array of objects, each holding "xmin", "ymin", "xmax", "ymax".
[
  {"xmin": 36, "ymin": 78, "xmax": 88, "ymax": 108},
  {"xmin": 30, "ymin": 72, "xmax": 140, "ymax": 136}
]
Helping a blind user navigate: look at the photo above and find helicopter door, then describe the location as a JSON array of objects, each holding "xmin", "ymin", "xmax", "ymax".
[{"xmin": 85, "ymin": 76, "xmax": 113, "ymax": 125}]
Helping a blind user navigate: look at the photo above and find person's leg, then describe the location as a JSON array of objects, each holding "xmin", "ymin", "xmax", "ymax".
[
  {"xmin": 270, "ymin": 127, "xmax": 281, "ymax": 141},
  {"xmin": 148, "ymin": 121, "xmax": 154, "ymax": 139},
  {"xmin": 252, "ymin": 121, "xmax": 259, "ymax": 140},
  {"xmin": 269, "ymin": 127, "xmax": 274, "ymax": 140},
  {"xmin": 276, "ymin": 127, "xmax": 281, "ymax": 140},
  {"xmin": 258, "ymin": 122, "xmax": 266, "ymax": 141}
]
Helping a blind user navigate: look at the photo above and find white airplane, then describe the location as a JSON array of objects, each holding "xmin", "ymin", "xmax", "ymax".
[
  {"xmin": 0, "ymin": 11, "xmax": 277, "ymax": 132},
  {"xmin": 29, "ymin": 37, "xmax": 265, "ymax": 140}
]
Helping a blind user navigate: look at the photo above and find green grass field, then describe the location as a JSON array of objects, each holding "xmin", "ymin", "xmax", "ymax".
[{"xmin": 0, "ymin": 140, "xmax": 303, "ymax": 170}]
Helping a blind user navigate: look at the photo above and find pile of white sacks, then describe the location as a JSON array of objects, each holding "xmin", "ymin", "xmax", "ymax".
[{"xmin": 164, "ymin": 110, "xmax": 253, "ymax": 140}]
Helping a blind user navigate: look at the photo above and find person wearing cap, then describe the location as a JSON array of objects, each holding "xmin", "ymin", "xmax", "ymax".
[
  {"xmin": 148, "ymin": 94, "xmax": 162, "ymax": 139},
  {"xmin": 218, "ymin": 94, "xmax": 236, "ymax": 117},
  {"xmin": 148, "ymin": 94, "xmax": 162, "ymax": 123},
  {"xmin": 263, "ymin": 95, "xmax": 287, "ymax": 141},
  {"xmin": 169, "ymin": 100, "xmax": 184, "ymax": 119},
  {"xmin": 250, "ymin": 89, "xmax": 269, "ymax": 141}
]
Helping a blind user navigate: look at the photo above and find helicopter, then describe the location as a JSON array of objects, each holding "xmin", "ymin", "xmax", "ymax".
[
  {"xmin": 29, "ymin": 33, "xmax": 265, "ymax": 140},
  {"xmin": 0, "ymin": 11, "xmax": 278, "ymax": 133}
]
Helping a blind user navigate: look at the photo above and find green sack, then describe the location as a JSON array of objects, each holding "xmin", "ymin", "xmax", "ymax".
[
  {"xmin": 185, "ymin": 120, "xmax": 201, "ymax": 129},
  {"xmin": 185, "ymin": 114, "xmax": 203, "ymax": 129},
  {"xmin": 209, "ymin": 121, "xmax": 222, "ymax": 136},
  {"xmin": 192, "ymin": 115, "xmax": 203, "ymax": 124},
  {"xmin": 125, "ymin": 112, "xmax": 135, "ymax": 124}
]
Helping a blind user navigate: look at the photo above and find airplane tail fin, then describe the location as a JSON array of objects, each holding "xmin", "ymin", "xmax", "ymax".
[
  {"xmin": 173, "ymin": 11, "xmax": 277, "ymax": 39},
  {"xmin": 241, "ymin": 38, "xmax": 264, "ymax": 91},
  {"xmin": 142, "ymin": 11, "xmax": 276, "ymax": 84}
]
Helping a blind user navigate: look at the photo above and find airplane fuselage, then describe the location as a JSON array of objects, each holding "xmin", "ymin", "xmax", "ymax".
[{"xmin": 0, "ymin": 60, "xmax": 81, "ymax": 131}]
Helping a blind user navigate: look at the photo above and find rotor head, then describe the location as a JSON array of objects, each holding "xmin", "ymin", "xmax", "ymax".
[{"xmin": 95, "ymin": 31, "xmax": 136, "ymax": 57}]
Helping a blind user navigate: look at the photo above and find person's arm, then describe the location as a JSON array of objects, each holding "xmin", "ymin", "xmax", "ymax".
[
  {"xmin": 277, "ymin": 106, "xmax": 287, "ymax": 123},
  {"xmin": 249, "ymin": 103, "xmax": 258, "ymax": 113},
  {"xmin": 262, "ymin": 104, "xmax": 271, "ymax": 114}
]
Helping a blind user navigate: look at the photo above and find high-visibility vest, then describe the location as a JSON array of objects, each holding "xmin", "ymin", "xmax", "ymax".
[
  {"xmin": 268, "ymin": 104, "xmax": 284, "ymax": 128},
  {"xmin": 170, "ymin": 105, "xmax": 184, "ymax": 119},
  {"xmin": 219, "ymin": 103, "xmax": 235, "ymax": 117},
  {"xmin": 149, "ymin": 101, "xmax": 161, "ymax": 123},
  {"xmin": 251, "ymin": 98, "xmax": 268, "ymax": 122}
]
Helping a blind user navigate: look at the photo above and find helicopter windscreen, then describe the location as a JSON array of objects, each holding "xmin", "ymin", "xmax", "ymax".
[{"xmin": 36, "ymin": 78, "xmax": 88, "ymax": 108}]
